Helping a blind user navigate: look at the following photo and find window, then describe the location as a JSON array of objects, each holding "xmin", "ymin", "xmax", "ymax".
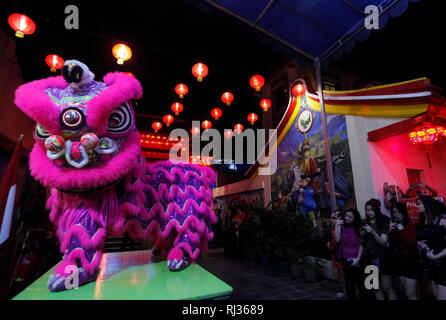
[{"xmin": 406, "ymin": 168, "xmax": 424, "ymax": 186}]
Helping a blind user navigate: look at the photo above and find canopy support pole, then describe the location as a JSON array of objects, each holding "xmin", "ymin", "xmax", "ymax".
[{"xmin": 315, "ymin": 57, "xmax": 337, "ymax": 211}]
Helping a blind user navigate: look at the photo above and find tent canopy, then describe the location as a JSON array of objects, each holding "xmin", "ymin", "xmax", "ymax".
[{"xmin": 203, "ymin": 0, "xmax": 421, "ymax": 63}]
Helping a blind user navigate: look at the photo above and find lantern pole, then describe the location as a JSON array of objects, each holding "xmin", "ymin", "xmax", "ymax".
[{"xmin": 315, "ymin": 57, "xmax": 337, "ymax": 211}]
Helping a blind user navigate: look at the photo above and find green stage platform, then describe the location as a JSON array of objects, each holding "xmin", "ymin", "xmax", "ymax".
[{"xmin": 13, "ymin": 250, "xmax": 233, "ymax": 300}]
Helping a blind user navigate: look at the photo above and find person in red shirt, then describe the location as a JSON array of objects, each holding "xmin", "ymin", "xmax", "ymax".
[
  {"xmin": 388, "ymin": 202, "xmax": 419, "ymax": 300},
  {"xmin": 231, "ymin": 206, "xmax": 246, "ymax": 258},
  {"xmin": 327, "ymin": 208, "xmax": 346, "ymax": 299}
]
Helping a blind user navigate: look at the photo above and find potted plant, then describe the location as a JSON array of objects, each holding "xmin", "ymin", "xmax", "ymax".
[
  {"xmin": 288, "ymin": 207, "xmax": 313, "ymax": 278},
  {"xmin": 303, "ymin": 256, "xmax": 323, "ymax": 282},
  {"xmin": 254, "ymin": 205, "xmax": 274, "ymax": 266},
  {"xmin": 289, "ymin": 251, "xmax": 306, "ymax": 278}
]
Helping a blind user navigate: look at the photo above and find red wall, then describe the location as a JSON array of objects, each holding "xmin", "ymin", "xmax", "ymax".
[
  {"xmin": 0, "ymin": 28, "xmax": 35, "ymax": 149},
  {"xmin": 369, "ymin": 132, "xmax": 446, "ymax": 199}
]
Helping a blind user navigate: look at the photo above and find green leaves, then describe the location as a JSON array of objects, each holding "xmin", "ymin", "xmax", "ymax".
[{"xmin": 252, "ymin": 205, "xmax": 312, "ymax": 263}]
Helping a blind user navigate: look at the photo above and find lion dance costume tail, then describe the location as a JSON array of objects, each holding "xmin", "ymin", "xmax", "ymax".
[{"xmin": 14, "ymin": 60, "xmax": 216, "ymax": 291}]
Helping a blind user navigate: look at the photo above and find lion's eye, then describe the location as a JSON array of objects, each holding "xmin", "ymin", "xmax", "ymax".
[
  {"xmin": 107, "ymin": 102, "xmax": 134, "ymax": 134},
  {"xmin": 35, "ymin": 123, "xmax": 50, "ymax": 139},
  {"xmin": 61, "ymin": 108, "xmax": 84, "ymax": 129}
]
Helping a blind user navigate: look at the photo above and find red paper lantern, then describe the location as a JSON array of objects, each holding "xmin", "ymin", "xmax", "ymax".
[
  {"xmin": 408, "ymin": 125, "xmax": 445, "ymax": 150},
  {"xmin": 8, "ymin": 13, "xmax": 36, "ymax": 38},
  {"xmin": 125, "ymin": 72, "xmax": 135, "ymax": 78},
  {"xmin": 45, "ymin": 54, "xmax": 64, "ymax": 72},
  {"xmin": 171, "ymin": 102, "xmax": 184, "ymax": 116},
  {"xmin": 292, "ymin": 83, "xmax": 306, "ymax": 96},
  {"xmin": 191, "ymin": 126, "xmax": 200, "ymax": 137},
  {"xmin": 152, "ymin": 121, "xmax": 162, "ymax": 132},
  {"xmin": 221, "ymin": 92, "xmax": 234, "ymax": 106},
  {"xmin": 211, "ymin": 108, "xmax": 223, "ymax": 120},
  {"xmin": 247, "ymin": 113, "xmax": 258, "ymax": 125},
  {"xmin": 192, "ymin": 63, "xmax": 208, "ymax": 82},
  {"xmin": 175, "ymin": 83, "xmax": 189, "ymax": 99},
  {"xmin": 260, "ymin": 98, "xmax": 271, "ymax": 112},
  {"xmin": 163, "ymin": 114, "xmax": 174, "ymax": 127},
  {"xmin": 224, "ymin": 129, "xmax": 233, "ymax": 140},
  {"xmin": 250, "ymin": 75, "xmax": 264, "ymax": 92},
  {"xmin": 112, "ymin": 43, "xmax": 132, "ymax": 65},
  {"xmin": 202, "ymin": 120, "xmax": 212, "ymax": 131},
  {"xmin": 234, "ymin": 123, "xmax": 244, "ymax": 134}
]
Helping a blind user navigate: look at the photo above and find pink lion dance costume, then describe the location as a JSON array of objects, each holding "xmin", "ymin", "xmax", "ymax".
[{"xmin": 14, "ymin": 60, "xmax": 216, "ymax": 291}]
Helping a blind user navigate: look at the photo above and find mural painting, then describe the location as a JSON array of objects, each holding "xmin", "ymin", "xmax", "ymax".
[{"xmin": 271, "ymin": 95, "xmax": 356, "ymax": 228}]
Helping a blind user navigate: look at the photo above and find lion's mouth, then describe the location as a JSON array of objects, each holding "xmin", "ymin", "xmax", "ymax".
[{"xmin": 47, "ymin": 136, "xmax": 120, "ymax": 169}]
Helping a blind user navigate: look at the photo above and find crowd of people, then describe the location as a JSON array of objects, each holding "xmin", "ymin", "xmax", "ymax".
[
  {"xmin": 220, "ymin": 205, "xmax": 257, "ymax": 259},
  {"xmin": 212, "ymin": 191, "xmax": 446, "ymax": 301},
  {"xmin": 328, "ymin": 196, "xmax": 446, "ymax": 300}
]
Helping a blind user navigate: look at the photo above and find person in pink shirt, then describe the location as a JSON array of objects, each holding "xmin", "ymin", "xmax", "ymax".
[{"xmin": 335, "ymin": 208, "xmax": 366, "ymax": 300}]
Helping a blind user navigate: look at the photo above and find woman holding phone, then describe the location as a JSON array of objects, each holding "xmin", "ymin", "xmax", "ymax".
[
  {"xmin": 361, "ymin": 199, "xmax": 395, "ymax": 300},
  {"xmin": 335, "ymin": 208, "xmax": 365, "ymax": 300}
]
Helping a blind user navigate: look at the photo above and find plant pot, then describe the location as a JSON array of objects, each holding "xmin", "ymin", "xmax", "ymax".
[
  {"xmin": 270, "ymin": 256, "xmax": 280, "ymax": 269},
  {"xmin": 260, "ymin": 254, "xmax": 271, "ymax": 266},
  {"xmin": 303, "ymin": 267, "xmax": 319, "ymax": 283},
  {"xmin": 245, "ymin": 250, "xmax": 257, "ymax": 261},
  {"xmin": 279, "ymin": 259, "xmax": 290, "ymax": 273},
  {"xmin": 290, "ymin": 263, "xmax": 304, "ymax": 278}
]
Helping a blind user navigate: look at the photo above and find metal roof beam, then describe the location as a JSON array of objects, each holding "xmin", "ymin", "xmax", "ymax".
[
  {"xmin": 203, "ymin": 0, "xmax": 315, "ymax": 61},
  {"xmin": 342, "ymin": 0, "xmax": 363, "ymax": 14},
  {"xmin": 254, "ymin": 0, "xmax": 275, "ymax": 25}
]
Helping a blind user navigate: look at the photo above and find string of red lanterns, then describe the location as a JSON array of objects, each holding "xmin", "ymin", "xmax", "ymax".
[
  {"xmin": 234, "ymin": 123, "xmax": 244, "ymax": 134},
  {"xmin": 6, "ymin": 13, "xmax": 278, "ymax": 137},
  {"xmin": 8, "ymin": 13, "xmax": 36, "ymax": 38},
  {"xmin": 190, "ymin": 155, "xmax": 213, "ymax": 166},
  {"xmin": 292, "ymin": 82, "xmax": 306, "ymax": 96},
  {"xmin": 221, "ymin": 92, "xmax": 234, "ymax": 106},
  {"xmin": 175, "ymin": 83, "xmax": 188, "ymax": 99},
  {"xmin": 250, "ymin": 75, "xmax": 264, "ymax": 92},
  {"xmin": 45, "ymin": 54, "xmax": 64, "ymax": 72},
  {"xmin": 202, "ymin": 120, "xmax": 212, "ymax": 131},
  {"xmin": 260, "ymin": 98, "xmax": 271, "ymax": 112},
  {"xmin": 171, "ymin": 102, "xmax": 184, "ymax": 116},
  {"xmin": 163, "ymin": 114, "xmax": 174, "ymax": 127},
  {"xmin": 224, "ymin": 130, "xmax": 233, "ymax": 140},
  {"xmin": 192, "ymin": 63, "xmax": 208, "ymax": 82},
  {"xmin": 211, "ymin": 108, "xmax": 222, "ymax": 121},
  {"xmin": 247, "ymin": 113, "xmax": 258, "ymax": 125},
  {"xmin": 191, "ymin": 126, "xmax": 200, "ymax": 137},
  {"xmin": 152, "ymin": 121, "xmax": 162, "ymax": 133},
  {"xmin": 139, "ymin": 133, "xmax": 179, "ymax": 150}
]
